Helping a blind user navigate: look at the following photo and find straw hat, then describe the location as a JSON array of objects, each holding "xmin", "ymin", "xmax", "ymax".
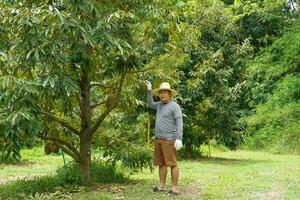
[{"xmin": 152, "ymin": 82, "xmax": 177, "ymax": 96}]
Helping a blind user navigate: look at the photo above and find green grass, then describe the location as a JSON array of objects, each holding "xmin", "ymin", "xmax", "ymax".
[
  {"xmin": 1, "ymin": 147, "xmax": 300, "ymax": 200},
  {"xmin": 0, "ymin": 146, "xmax": 73, "ymax": 184}
]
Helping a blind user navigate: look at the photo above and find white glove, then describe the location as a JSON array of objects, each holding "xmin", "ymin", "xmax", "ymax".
[
  {"xmin": 145, "ymin": 80, "xmax": 152, "ymax": 91},
  {"xmin": 175, "ymin": 139, "xmax": 183, "ymax": 150}
]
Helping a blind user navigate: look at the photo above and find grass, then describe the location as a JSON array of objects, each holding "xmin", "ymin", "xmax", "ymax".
[
  {"xmin": 0, "ymin": 147, "xmax": 70, "ymax": 184},
  {"xmin": 0, "ymin": 147, "xmax": 300, "ymax": 200}
]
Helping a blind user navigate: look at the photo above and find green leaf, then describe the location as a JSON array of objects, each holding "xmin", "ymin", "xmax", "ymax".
[
  {"xmin": 34, "ymin": 48, "xmax": 40, "ymax": 61},
  {"xmin": 26, "ymin": 49, "xmax": 35, "ymax": 60},
  {"xmin": 0, "ymin": 51, "xmax": 8, "ymax": 61},
  {"xmin": 49, "ymin": 77, "xmax": 55, "ymax": 88},
  {"xmin": 11, "ymin": 113, "xmax": 18, "ymax": 126},
  {"xmin": 117, "ymin": 43, "xmax": 124, "ymax": 56},
  {"xmin": 54, "ymin": 7, "xmax": 64, "ymax": 26}
]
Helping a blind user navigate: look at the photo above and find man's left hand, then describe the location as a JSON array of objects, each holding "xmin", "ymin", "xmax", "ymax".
[{"xmin": 175, "ymin": 139, "xmax": 183, "ymax": 150}]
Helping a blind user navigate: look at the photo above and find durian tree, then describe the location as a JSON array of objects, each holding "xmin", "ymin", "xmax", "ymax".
[
  {"xmin": 167, "ymin": 0, "xmax": 253, "ymax": 157},
  {"xmin": 0, "ymin": 0, "xmax": 182, "ymax": 182}
]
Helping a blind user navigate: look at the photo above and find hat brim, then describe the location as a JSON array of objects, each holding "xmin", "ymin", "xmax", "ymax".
[{"xmin": 152, "ymin": 88, "xmax": 177, "ymax": 96}]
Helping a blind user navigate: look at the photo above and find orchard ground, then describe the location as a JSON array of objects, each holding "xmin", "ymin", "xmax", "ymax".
[{"xmin": 0, "ymin": 147, "xmax": 299, "ymax": 200}]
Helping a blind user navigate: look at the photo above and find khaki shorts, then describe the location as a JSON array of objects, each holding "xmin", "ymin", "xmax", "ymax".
[{"xmin": 154, "ymin": 138, "xmax": 177, "ymax": 166}]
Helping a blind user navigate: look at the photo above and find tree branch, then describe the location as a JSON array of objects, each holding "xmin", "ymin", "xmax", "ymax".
[
  {"xmin": 91, "ymin": 71, "xmax": 126, "ymax": 135},
  {"xmin": 76, "ymin": 93, "xmax": 84, "ymax": 112},
  {"xmin": 128, "ymin": 50, "xmax": 182, "ymax": 74},
  {"xmin": 128, "ymin": 65, "xmax": 157, "ymax": 74},
  {"xmin": 90, "ymin": 101, "xmax": 105, "ymax": 109},
  {"xmin": 90, "ymin": 82, "xmax": 112, "ymax": 89},
  {"xmin": 38, "ymin": 135, "xmax": 80, "ymax": 162},
  {"xmin": 59, "ymin": 145, "xmax": 80, "ymax": 163},
  {"xmin": 91, "ymin": 109, "xmax": 111, "ymax": 135},
  {"xmin": 41, "ymin": 111, "xmax": 80, "ymax": 135}
]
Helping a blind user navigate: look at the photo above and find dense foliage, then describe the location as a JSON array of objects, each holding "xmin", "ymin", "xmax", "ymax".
[{"xmin": 244, "ymin": 25, "xmax": 300, "ymax": 153}]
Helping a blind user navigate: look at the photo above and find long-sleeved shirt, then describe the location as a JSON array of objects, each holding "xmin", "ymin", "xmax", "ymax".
[{"xmin": 147, "ymin": 91, "xmax": 183, "ymax": 140}]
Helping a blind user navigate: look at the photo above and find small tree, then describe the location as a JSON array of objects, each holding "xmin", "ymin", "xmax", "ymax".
[{"xmin": 0, "ymin": 0, "xmax": 180, "ymax": 182}]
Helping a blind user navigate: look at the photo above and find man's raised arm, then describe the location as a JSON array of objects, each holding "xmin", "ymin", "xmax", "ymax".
[{"xmin": 146, "ymin": 81, "xmax": 159, "ymax": 110}]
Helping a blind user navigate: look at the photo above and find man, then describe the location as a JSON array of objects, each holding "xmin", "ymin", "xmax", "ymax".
[{"xmin": 145, "ymin": 81, "xmax": 183, "ymax": 195}]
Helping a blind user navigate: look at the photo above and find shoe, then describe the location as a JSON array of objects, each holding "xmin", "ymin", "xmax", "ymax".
[
  {"xmin": 152, "ymin": 186, "xmax": 165, "ymax": 192},
  {"xmin": 168, "ymin": 190, "xmax": 178, "ymax": 195}
]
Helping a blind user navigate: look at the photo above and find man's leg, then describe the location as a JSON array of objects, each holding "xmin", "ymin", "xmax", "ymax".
[
  {"xmin": 153, "ymin": 139, "xmax": 166, "ymax": 191},
  {"xmin": 159, "ymin": 165, "xmax": 167, "ymax": 190},
  {"xmin": 171, "ymin": 165, "xmax": 179, "ymax": 192},
  {"xmin": 161, "ymin": 139, "xmax": 179, "ymax": 194}
]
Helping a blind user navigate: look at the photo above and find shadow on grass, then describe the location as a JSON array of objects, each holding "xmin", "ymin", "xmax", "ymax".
[
  {"xmin": 0, "ymin": 161, "xmax": 128, "ymax": 200},
  {"xmin": 184, "ymin": 156, "xmax": 274, "ymax": 166}
]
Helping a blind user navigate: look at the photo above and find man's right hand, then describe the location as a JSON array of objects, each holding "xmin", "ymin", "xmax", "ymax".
[
  {"xmin": 145, "ymin": 80, "xmax": 152, "ymax": 91},
  {"xmin": 175, "ymin": 139, "xmax": 183, "ymax": 151}
]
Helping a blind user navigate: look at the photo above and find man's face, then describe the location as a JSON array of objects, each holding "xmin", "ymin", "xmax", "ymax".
[{"xmin": 159, "ymin": 90, "xmax": 171, "ymax": 103}]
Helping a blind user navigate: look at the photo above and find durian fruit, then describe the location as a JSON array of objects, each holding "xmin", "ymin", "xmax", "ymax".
[
  {"xmin": 139, "ymin": 80, "xmax": 147, "ymax": 92},
  {"xmin": 51, "ymin": 143, "xmax": 60, "ymax": 154},
  {"xmin": 49, "ymin": 128, "xmax": 59, "ymax": 138},
  {"xmin": 106, "ymin": 93, "xmax": 116, "ymax": 109},
  {"xmin": 44, "ymin": 143, "xmax": 52, "ymax": 155}
]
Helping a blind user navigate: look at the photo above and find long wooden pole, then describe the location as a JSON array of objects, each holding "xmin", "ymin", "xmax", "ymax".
[{"xmin": 147, "ymin": 113, "xmax": 151, "ymax": 143}]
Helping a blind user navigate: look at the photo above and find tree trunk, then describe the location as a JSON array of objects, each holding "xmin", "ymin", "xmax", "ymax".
[
  {"xmin": 185, "ymin": 144, "xmax": 193, "ymax": 159},
  {"xmin": 79, "ymin": 59, "xmax": 92, "ymax": 183},
  {"xmin": 79, "ymin": 134, "xmax": 91, "ymax": 183},
  {"xmin": 208, "ymin": 140, "xmax": 211, "ymax": 158}
]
